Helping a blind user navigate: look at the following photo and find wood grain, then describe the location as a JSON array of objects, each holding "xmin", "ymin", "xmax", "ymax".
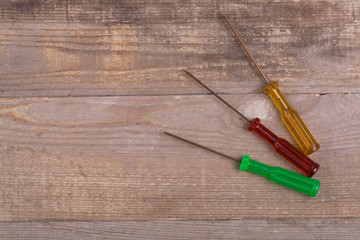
[
  {"xmin": 0, "ymin": 0, "xmax": 359, "ymax": 97},
  {"xmin": 1, "ymin": 93, "xmax": 359, "ymax": 221},
  {"xmin": 1, "ymin": 0, "xmax": 360, "ymax": 237},
  {"xmin": 1, "ymin": 218, "xmax": 359, "ymax": 240}
]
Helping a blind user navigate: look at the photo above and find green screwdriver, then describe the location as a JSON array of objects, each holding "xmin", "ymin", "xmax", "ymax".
[{"xmin": 164, "ymin": 131, "xmax": 320, "ymax": 197}]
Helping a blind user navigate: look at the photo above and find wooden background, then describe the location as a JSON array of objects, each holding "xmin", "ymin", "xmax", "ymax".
[{"xmin": 0, "ymin": 0, "xmax": 359, "ymax": 239}]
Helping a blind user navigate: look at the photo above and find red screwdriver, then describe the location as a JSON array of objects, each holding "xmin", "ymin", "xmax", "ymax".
[{"xmin": 184, "ymin": 71, "xmax": 320, "ymax": 177}]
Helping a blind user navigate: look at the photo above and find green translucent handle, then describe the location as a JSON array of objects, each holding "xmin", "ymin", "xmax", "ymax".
[{"xmin": 240, "ymin": 155, "xmax": 320, "ymax": 197}]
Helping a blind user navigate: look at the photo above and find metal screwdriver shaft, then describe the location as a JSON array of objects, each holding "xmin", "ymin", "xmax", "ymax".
[
  {"xmin": 164, "ymin": 131, "xmax": 241, "ymax": 162},
  {"xmin": 224, "ymin": 16, "xmax": 270, "ymax": 85},
  {"xmin": 185, "ymin": 71, "xmax": 251, "ymax": 123}
]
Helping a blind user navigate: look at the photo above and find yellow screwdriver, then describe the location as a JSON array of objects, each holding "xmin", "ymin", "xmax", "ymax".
[{"xmin": 224, "ymin": 16, "xmax": 320, "ymax": 155}]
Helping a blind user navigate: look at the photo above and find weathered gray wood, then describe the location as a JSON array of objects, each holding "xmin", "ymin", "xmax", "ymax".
[
  {"xmin": 0, "ymin": 0, "xmax": 359, "ymax": 97},
  {"xmin": 1, "ymin": 93, "xmax": 359, "ymax": 221},
  {"xmin": 0, "ymin": 218, "xmax": 359, "ymax": 240},
  {"xmin": 1, "ymin": 1, "xmax": 360, "ymax": 237}
]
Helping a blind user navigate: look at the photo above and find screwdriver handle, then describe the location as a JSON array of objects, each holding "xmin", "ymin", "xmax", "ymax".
[
  {"xmin": 263, "ymin": 82, "xmax": 320, "ymax": 155},
  {"xmin": 247, "ymin": 118, "xmax": 320, "ymax": 177},
  {"xmin": 240, "ymin": 155, "xmax": 320, "ymax": 197}
]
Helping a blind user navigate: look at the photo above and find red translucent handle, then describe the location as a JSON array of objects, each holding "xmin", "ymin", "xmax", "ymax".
[{"xmin": 247, "ymin": 118, "xmax": 320, "ymax": 177}]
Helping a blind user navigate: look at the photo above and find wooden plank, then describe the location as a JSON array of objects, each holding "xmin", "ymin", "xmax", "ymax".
[
  {"xmin": 0, "ymin": 0, "xmax": 359, "ymax": 97},
  {"xmin": 0, "ymin": 218, "xmax": 359, "ymax": 240},
  {"xmin": 1, "ymin": 93, "xmax": 359, "ymax": 221}
]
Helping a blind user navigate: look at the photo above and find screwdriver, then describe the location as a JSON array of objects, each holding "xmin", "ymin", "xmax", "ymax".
[
  {"xmin": 164, "ymin": 131, "xmax": 320, "ymax": 197},
  {"xmin": 184, "ymin": 71, "xmax": 320, "ymax": 177},
  {"xmin": 224, "ymin": 16, "xmax": 320, "ymax": 156}
]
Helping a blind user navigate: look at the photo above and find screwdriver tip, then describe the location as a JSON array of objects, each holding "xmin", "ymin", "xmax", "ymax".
[
  {"xmin": 184, "ymin": 71, "xmax": 194, "ymax": 79},
  {"xmin": 164, "ymin": 131, "xmax": 174, "ymax": 137}
]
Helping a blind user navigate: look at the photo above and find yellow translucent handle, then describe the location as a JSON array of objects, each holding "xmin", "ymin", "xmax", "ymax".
[{"xmin": 263, "ymin": 82, "xmax": 320, "ymax": 155}]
